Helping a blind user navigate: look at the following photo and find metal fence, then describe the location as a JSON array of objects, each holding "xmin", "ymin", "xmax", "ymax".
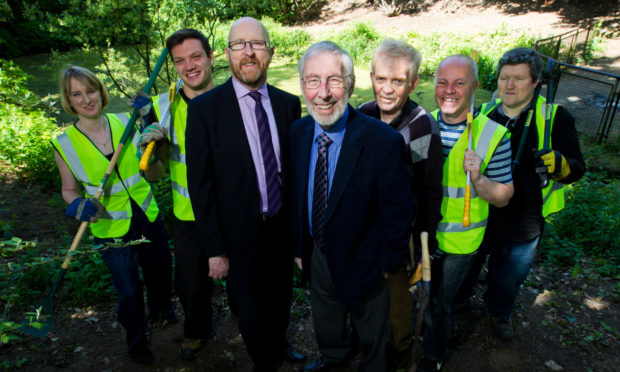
[{"xmin": 535, "ymin": 29, "xmax": 620, "ymax": 144}]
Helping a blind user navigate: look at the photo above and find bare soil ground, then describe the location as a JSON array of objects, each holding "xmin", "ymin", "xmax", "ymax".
[{"xmin": 2, "ymin": 1, "xmax": 619, "ymax": 371}]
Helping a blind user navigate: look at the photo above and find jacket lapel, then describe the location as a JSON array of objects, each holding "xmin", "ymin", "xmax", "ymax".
[{"xmin": 324, "ymin": 107, "xmax": 364, "ymax": 225}]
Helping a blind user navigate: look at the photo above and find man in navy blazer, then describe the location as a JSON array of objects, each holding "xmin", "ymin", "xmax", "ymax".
[{"xmin": 291, "ymin": 41, "xmax": 413, "ymax": 372}]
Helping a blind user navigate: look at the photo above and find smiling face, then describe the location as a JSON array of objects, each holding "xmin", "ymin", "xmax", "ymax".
[
  {"xmin": 371, "ymin": 56, "xmax": 419, "ymax": 122},
  {"xmin": 498, "ymin": 63, "xmax": 539, "ymax": 115},
  {"xmin": 302, "ymin": 52, "xmax": 352, "ymax": 128},
  {"xmin": 225, "ymin": 18, "xmax": 274, "ymax": 90},
  {"xmin": 434, "ymin": 57, "xmax": 478, "ymax": 124},
  {"xmin": 171, "ymin": 38, "xmax": 214, "ymax": 99},
  {"xmin": 68, "ymin": 77, "xmax": 102, "ymax": 120}
]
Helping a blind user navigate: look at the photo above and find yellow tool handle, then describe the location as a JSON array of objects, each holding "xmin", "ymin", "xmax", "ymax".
[
  {"xmin": 463, "ymin": 185, "xmax": 471, "ymax": 227},
  {"xmin": 421, "ymin": 231, "xmax": 430, "ymax": 282},
  {"xmin": 139, "ymin": 141, "xmax": 156, "ymax": 171}
]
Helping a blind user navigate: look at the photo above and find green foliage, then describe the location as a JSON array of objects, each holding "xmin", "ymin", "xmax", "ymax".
[
  {"xmin": 262, "ymin": 18, "xmax": 313, "ymax": 61},
  {"xmin": 406, "ymin": 26, "xmax": 536, "ymax": 90},
  {"xmin": 330, "ymin": 22, "xmax": 382, "ymax": 64},
  {"xmin": 0, "ymin": 60, "xmax": 60, "ymax": 186},
  {"xmin": 540, "ymin": 172, "xmax": 620, "ymax": 277},
  {"xmin": 218, "ymin": 0, "xmax": 323, "ymax": 25}
]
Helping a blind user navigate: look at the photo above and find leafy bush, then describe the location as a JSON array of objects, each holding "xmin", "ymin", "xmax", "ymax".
[
  {"xmin": 0, "ymin": 60, "xmax": 60, "ymax": 187},
  {"xmin": 406, "ymin": 27, "xmax": 536, "ymax": 90},
  {"xmin": 331, "ymin": 22, "xmax": 382, "ymax": 64},
  {"xmin": 262, "ymin": 18, "xmax": 314, "ymax": 60},
  {"xmin": 539, "ymin": 172, "xmax": 620, "ymax": 276}
]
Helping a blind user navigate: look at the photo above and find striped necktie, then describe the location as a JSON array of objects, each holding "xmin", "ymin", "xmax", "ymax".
[{"xmin": 249, "ymin": 91, "xmax": 281, "ymax": 217}]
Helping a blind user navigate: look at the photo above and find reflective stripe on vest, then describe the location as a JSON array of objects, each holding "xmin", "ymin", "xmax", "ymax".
[
  {"xmin": 52, "ymin": 113, "xmax": 159, "ymax": 238},
  {"xmin": 481, "ymin": 95, "xmax": 564, "ymax": 217},
  {"xmin": 153, "ymin": 91, "xmax": 195, "ymax": 221},
  {"xmin": 431, "ymin": 110, "xmax": 508, "ymax": 254}
]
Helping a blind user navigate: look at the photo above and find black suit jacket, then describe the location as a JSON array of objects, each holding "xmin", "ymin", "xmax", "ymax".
[
  {"xmin": 290, "ymin": 107, "xmax": 414, "ymax": 308},
  {"xmin": 186, "ymin": 78, "xmax": 301, "ymax": 272}
]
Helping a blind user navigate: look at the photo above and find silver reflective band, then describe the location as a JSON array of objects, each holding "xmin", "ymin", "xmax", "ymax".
[
  {"xmin": 438, "ymin": 219, "xmax": 487, "ymax": 232},
  {"xmin": 157, "ymin": 92, "xmax": 173, "ymax": 130},
  {"xmin": 140, "ymin": 192, "xmax": 153, "ymax": 213},
  {"xmin": 172, "ymin": 181, "xmax": 191, "ymax": 198},
  {"xmin": 443, "ymin": 185, "xmax": 478, "ymax": 199},
  {"xmin": 99, "ymin": 210, "xmax": 129, "ymax": 220},
  {"xmin": 473, "ymin": 120, "xmax": 500, "ymax": 160},
  {"xmin": 169, "ymin": 147, "xmax": 186, "ymax": 164},
  {"xmin": 57, "ymin": 133, "xmax": 90, "ymax": 184},
  {"xmin": 542, "ymin": 181, "xmax": 563, "ymax": 204}
]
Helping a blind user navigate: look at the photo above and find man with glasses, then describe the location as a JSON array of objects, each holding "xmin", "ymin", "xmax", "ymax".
[
  {"xmin": 359, "ymin": 39, "xmax": 443, "ymax": 370},
  {"xmin": 291, "ymin": 41, "xmax": 413, "ymax": 372},
  {"xmin": 186, "ymin": 17, "xmax": 303, "ymax": 372}
]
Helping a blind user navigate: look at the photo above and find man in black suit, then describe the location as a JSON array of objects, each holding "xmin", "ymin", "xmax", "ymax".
[
  {"xmin": 186, "ymin": 17, "xmax": 302, "ymax": 372},
  {"xmin": 291, "ymin": 41, "xmax": 413, "ymax": 372}
]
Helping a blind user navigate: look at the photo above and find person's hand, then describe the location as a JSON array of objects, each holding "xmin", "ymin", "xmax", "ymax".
[
  {"xmin": 463, "ymin": 149, "xmax": 483, "ymax": 182},
  {"xmin": 534, "ymin": 149, "xmax": 570, "ymax": 180},
  {"xmin": 208, "ymin": 256, "xmax": 229, "ymax": 279},
  {"xmin": 137, "ymin": 123, "xmax": 167, "ymax": 158},
  {"xmin": 65, "ymin": 197, "xmax": 105, "ymax": 223},
  {"xmin": 294, "ymin": 257, "xmax": 303, "ymax": 270},
  {"xmin": 129, "ymin": 92, "xmax": 152, "ymax": 118}
]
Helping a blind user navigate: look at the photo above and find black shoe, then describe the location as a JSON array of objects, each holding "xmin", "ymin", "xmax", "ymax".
[
  {"xmin": 490, "ymin": 316, "xmax": 514, "ymax": 341},
  {"xmin": 417, "ymin": 357, "xmax": 443, "ymax": 372},
  {"xmin": 299, "ymin": 357, "xmax": 348, "ymax": 372},
  {"xmin": 284, "ymin": 345, "xmax": 307, "ymax": 363},
  {"xmin": 129, "ymin": 344, "xmax": 154, "ymax": 364},
  {"xmin": 179, "ymin": 338, "xmax": 204, "ymax": 361}
]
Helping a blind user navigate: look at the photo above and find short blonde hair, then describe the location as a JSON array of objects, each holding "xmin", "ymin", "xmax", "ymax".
[{"xmin": 58, "ymin": 66, "xmax": 110, "ymax": 116}]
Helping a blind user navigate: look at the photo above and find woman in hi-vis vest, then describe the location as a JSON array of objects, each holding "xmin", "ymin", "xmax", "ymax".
[{"xmin": 52, "ymin": 66, "xmax": 174, "ymax": 364}]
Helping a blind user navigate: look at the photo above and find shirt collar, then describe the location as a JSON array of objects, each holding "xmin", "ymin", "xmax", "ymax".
[
  {"xmin": 312, "ymin": 105, "xmax": 349, "ymax": 145},
  {"xmin": 231, "ymin": 76, "xmax": 269, "ymax": 99}
]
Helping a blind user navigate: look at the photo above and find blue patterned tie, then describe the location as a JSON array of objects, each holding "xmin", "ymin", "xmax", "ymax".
[
  {"xmin": 249, "ymin": 91, "xmax": 281, "ymax": 217},
  {"xmin": 312, "ymin": 133, "xmax": 333, "ymax": 250}
]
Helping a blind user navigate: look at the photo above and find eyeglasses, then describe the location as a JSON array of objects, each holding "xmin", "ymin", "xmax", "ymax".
[
  {"xmin": 302, "ymin": 75, "xmax": 350, "ymax": 89},
  {"xmin": 228, "ymin": 40, "xmax": 270, "ymax": 51}
]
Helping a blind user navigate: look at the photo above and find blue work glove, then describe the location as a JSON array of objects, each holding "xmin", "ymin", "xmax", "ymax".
[
  {"xmin": 129, "ymin": 93, "xmax": 152, "ymax": 118},
  {"xmin": 65, "ymin": 197, "xmax": 105, "ymax": 222}
]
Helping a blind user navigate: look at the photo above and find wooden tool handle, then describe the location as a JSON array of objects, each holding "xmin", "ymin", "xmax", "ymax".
[
  {"xmin": 139, "ymin": 141, "xmax": 156, "ymax": 171},
  {"xmin": 421, "ymin": 231, "xmax": 430, "ymax": 282}
]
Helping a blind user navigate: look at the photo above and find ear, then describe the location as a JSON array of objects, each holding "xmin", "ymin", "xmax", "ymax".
[
  {"xmin": 225, "ymin": 47, "xmax": 230, "ymax": 60},
  {"xmin": 409, "ymin": 76, "xmax": 420, "ymax": 94},
  {"xmin": 473, "ymin": 80, "xmax": 479, "ymax": 91},
  {"xmin": 208, "ymin": 51, "xmax": 214, "ymax": 65}
]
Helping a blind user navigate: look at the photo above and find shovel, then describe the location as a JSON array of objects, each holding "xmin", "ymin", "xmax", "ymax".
[
  {"xmin": 410, "ymin": 231, "xmax": 431, "ymax": 371},
  {"xmin": 19, "ymin": 48, "xmax": 169, "ymax": 337}
]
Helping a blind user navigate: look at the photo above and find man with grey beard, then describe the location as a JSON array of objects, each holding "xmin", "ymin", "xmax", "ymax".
[{"xmin": 290, "ymin": 41, "xmax": 413, "ymax": 372}]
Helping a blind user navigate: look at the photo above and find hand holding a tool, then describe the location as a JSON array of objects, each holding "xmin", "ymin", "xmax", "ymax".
[
  {"xmin": 138, "ymin": 123, "xmax": 167, "ymax": 158},
  {"xmin": 129, "ymin": 92, "xmax": 153, "ymax": 119},
  {"xmin": 65, "ymin": 197, "xmax": 105, "ymax": 223},
  {"xmin": 534, "ymin": 148, "xmax": 571, "ymax": 181},
  {"xmin": 463, "ymin": 149, "xmax": 483, "ymax": 182}
]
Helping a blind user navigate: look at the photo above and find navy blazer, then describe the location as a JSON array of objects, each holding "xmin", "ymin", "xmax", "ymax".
[
  {"xmin": 290, "ymin": 106, "xmax": 414, "ymax": 308},
  {"xmin": 186, "ymin": 78, "xmax": 301, "ymax": 271}
]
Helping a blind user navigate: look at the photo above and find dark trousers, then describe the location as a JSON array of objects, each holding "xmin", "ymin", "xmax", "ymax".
[
  {"xmin": 226, "ymin": 217, "xmax": 293, "ymax": 371},
  {"xmin": 310, "ymin": 246, "xmax": 390, "ymax": 372},
  {"xmin": 422, "ymin": 251, "xmax": 476, "ymax": 361},
  {"xmin": 388, "ymin": 265, "xmax": 413, "ymax": 353},
  {"xmin": 96, "ymin": 203, "xmax": 173, "ymax": 353},
  {"xmin": 173, "ymin": 217, "xmax": 213, "ymax": 339}
]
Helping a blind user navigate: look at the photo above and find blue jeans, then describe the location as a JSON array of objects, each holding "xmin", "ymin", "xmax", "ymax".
[
  {"xmin": 422, "ymin": 251, "xmax": 476, "ymax": 361},
  {"xmin": 485, "ymin": 236, "xmax": 540, "ymax": 319},
  {"xmin": 96, "ymin": 202, "xmax": 173, "ymax": 353}
]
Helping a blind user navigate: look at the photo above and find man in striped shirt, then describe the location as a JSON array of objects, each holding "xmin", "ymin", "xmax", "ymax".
[{"xmin": 419, "ymin": 55, "xmax": 514, "ymax": 372}]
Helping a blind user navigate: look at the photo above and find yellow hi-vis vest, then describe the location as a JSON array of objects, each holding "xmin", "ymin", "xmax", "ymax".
[
  {"xmin": 52, "ymin": 113, "xmax": 159, "ymax": 238},
  {"xmin": 431, "ymin": 111, "xmax": 508, "ymax": 254},
  {"xmin": 481, "ymin": 95, "xmax": 564, "ymax": 217},
  {"xmin": 153, "ymin": 92, "xmax": 194, "ymax": 221}
]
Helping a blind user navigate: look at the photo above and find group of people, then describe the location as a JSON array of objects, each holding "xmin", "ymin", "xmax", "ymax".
[{"xmin": 52, "ymin": 16, "xmax": 585, "ymax": 372}]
